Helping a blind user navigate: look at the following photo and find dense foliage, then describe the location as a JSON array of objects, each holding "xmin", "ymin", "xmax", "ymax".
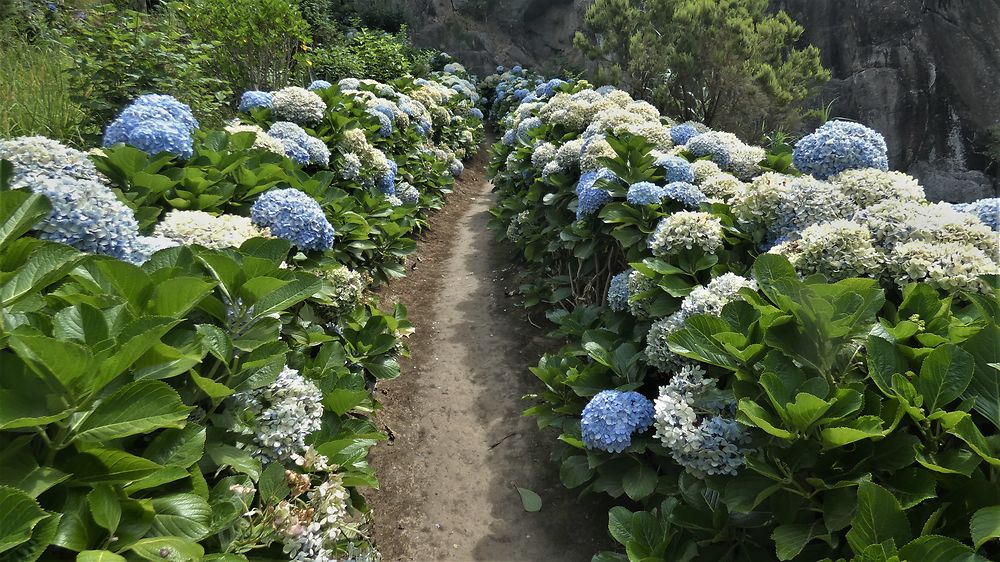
[
  {"xmin": 0, "ymin": 59, "xmax": 484, "ymax": 560},
  {"xmin": 574, "ymin": 0, "xmax": 830, "ymax": 139},
  {"xmin": 483, "ymin": 66, "xmax": 1000, "ymax": 561}
]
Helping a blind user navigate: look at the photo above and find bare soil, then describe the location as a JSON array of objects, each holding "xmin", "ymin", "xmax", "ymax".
[{"xmin": 368, "ymin": 146, "xmax": 612, "ymax": 561}]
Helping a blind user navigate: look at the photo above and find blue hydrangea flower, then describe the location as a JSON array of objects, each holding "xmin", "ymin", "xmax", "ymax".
[
  {"xmin": 103, "ymin": 95, "xmax": 197, "ymax": 159},
  {"xmin": 307, "ymin": 80, "xmax": 332, "ymax": 91},
  {"xmin": 32, "ymin": 176, "xmax": 139, "ymax": 260},
  {"xmin": 627, "ymin": 181, "xmax": 664, "ymax": 205},
  {"xmin": 470, "ymin": 107, "xmax": 484, "ymax": 120},
  {"xmin": 793, "ymin": 120, "xmax": 889, "ymax": 179},
  {"xmin": 250, "ymin": 188, "xmax": 335, "ymax": 251},
  {"xmin": 239, "ymin": 90, "xmax": 274, "ymax": 112},
  {"xmin": 607, "ymin": 270, "xmax": 632, "ymax": 312},
  {"xmin": 122, "ymin": 119, "xmax": 194, "ymax": 159},
  {"xmin": 595, "ymin": 85, "xmax": 617, "ymax": 96},
  {"xmin": 516, "ymin": 117, "xmax": 543, "ymax": 142},
  {"xmin": 268, "ymin": 121, "xmax": 311, "ymax": 165},
  {"xmin": 305, "ymin": 136, "xmax": 330, "ymax": 167},
  {"xmin": 663, "ymin": 182, "xmax": 707, "ymax": 209},
  {"xmin": 378, "ymin": 160, "xmax": 398, "ymax": 194},
  {"xmin": 449, "ymin": 159, "xmax": 464, "ymax": 177},
  {"xmin": 511, "ymin": 65, "xmax": 523, "ymax": 75},
  {"xmin": 397, "ymin": 183, "xmax": 419, "ymax": 205},
  {"xmin": 952, "ymin": 198, "xmax": 999, "ymax": 231},
  {"xmin": 501, "ymin": 129, "xmax": 516, "ymax": 147},
  {"xmin": 513, "ymin": 89, "xmax": 530, "ymax": 100},
  {"xmin": 576, "ymin": 186, "xmax": 612, "ymax": 219},
  {"xmin": 367, "ymin": 109, "xmax": 393, "ymax": 137},
  {"xmin": 686, "ymin": 134, "xmax": 733, "ymax": 169},
  {"xmin": 535, "ymin": 78, "xmax": 566, "ymax": 98},
  {"xmin": 496, "ymin": 65, "xmax": 505, "ymax": 73},
  {"xmin": 670, "ymin": 124, "xmax": 699, "ymax": 146},
  {"xmin": 657, "ymin": 154, "xmax": 695, "ymax": 183},
  {"xmin": 581, "ymin": 390, "xmax": 655, "ymax": 453}
]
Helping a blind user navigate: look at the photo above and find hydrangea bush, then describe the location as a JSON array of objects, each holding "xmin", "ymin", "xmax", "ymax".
[{"xmin": 485, "ymin": 66, "xmax": 1000, "ymax": 561}]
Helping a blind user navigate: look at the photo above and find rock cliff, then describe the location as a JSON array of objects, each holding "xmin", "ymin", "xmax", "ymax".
[{"xmin": 404, "ymin": 0, "xmax": 1000, "ymax": 201}]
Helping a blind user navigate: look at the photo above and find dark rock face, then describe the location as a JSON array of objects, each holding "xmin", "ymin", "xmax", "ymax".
[
  {"xmin": 405, "ymin": 0, "xmax": 1000, "ymax": 201},
  {"xmin": 774, "ymin": 0, "xmax": 1000, "ymax": 201}
]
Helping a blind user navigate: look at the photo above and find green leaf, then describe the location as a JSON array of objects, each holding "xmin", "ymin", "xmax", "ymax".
[
  {"xmin": 560, "ymin": 456, "xmax": 594, "ymax": 489},
  {"xmin": 971, "ymin": 506, "xmax": 1000, "ymax": 550},
  {"xmin": 78, "ymin": 551, "xmax": 128, "ymax": 562},
  {"xmin": 623, "ymin": 461, "xmax": 658, "ymax": 501},
  {"xmin": 961, "ymin": 324, "xmax": 1000, "ymax": 430},
  {"xmin": 143, "ymin": 425, "xmax": 206, "ymax": 468},
  {"xmin": 738, "ymin": 400, "xmax": 794, "ymax": 439},
  {"xmin": 785, "ymin": 393, "xmax": 832, "ymax": 432},
  {"xmin": 773, "ymin": 522, "xmax": 822, "ymax": 560},
  {"xmin": 205, "ymin": 443, "xmax": 261, "ymax": 480},
  {"xmin": 87, "ymin": 485, "xmax": 121, "ymax": 533},
  {"xmin": 149, "ymin": 494, "xmax": 211, "ymax": 540},
  {"xmin": 7, "ymin": 334, "xmax": 94, "ymax": 390},
  {"xmin": 258, "ymin": 462, "xmax": 289, "ymax": 505},
  {"xmin": 1, "ymin": 243, "xmax": 84, "ymax": 308},
  {"xmin": 516, "ymin": 487, "xmax": 542, "ymax": 512},
  {"xmin": 897, "ymin": 535, "xmax": 990, "ymax": 562},
  {"xmin": 75, "ymin": 381, "xmax": 191, "ymax": 442},
  {"xmin": 915, "ymin": 344, "xmax": 975, "ymax": 413},
  {"xmin": 0, "ymin": 189, "xmax": 51, "ymax": 249},
  {"xmin": 846, "ymin": 483, "xmax": 912, "ymax": 554},
  {"xmin": 0, "ymin": 486, "xmax": 48, "ymax": 554},
  {"xmin": 127, "ymin": 536, "xmax": 205, "ymax": 561},
  {"xmin": 148, "ymin": 276, "xmax": 216, "ymax": 317}
]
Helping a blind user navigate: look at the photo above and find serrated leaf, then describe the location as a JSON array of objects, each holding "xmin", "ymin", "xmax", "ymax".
[
  {"xmin": 970, "ymin": 505, "xmax": 1000, "ymax": 549},
  {"xmin": 0, "ymin": 486, "xmax": 47, "ymax": 554},
  {"xmin": 75, "ymin": 381, "xmax": 191, "ymax": 442}
]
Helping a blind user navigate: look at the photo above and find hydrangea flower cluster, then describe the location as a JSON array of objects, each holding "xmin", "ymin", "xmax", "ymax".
[
  {"xmin": 239, "ymin": 90, "xmax": 274, "ymax": 112},
  {"xmin": 662, "ymin": 181, "xmax": 707, "ymax": 209},
  {"xmin": 267, "ymin": 122, "xmax": 329, "ymax": 167},
  {"xmin": 685, "ymin": 131, "xmax": 744, "ymax": 169},
  {"xmin": 792, "ymin": 120, "xmax": 889, "ymax": 179},
  {"xmin": 653, "ymin": 364, "xmax": 750, "ymax": 478},
  {"xmin": 648, "ymin": 211, "xmax": 724, "ymax": 256},
  {"xmin": 645, "ymin": 313, "xmax": 688, "ymax": 372},
  {"xmin": 575, "ymin": 168, "xmax": 620, "ymax": 218},
  {"xmin": 951, "ymin": 198, "xmax": 999, "ymax": 231},
  {"xmin": 580, "ymin": 390, "xmax": 655, "ymax": 453},
  {"xmin": 656, "ymin": 153, "xmax": 696, "ymax": 183},
  {"xmin": 830, "ymin": 169, "xmax": 925, "ymax": 208},
  {"xmin": 314, "ymin": 264, "xmax": 368, "ymax": 316},
  {"xmin": 506, "ymin": 210, "xmax": 532, "ymax": 243},
  {"xmin": 275, "ymin": 474, "xmax": 350, "ymax": 561},
  {"xmin": 626, "ymin": 181, "xmax": 664, "ymax": 205},
  {"xmin": 626, "ymin": 269, "xmax": 657, "ymax": 318},
  {"xmin": 771, "ymin": 220, "xmax": 883, "ymax": 280},
  {"xmin": 307, "ymin": 80, "xmax": 333, "ymax": 91},
  {"xmin": 890, "ymin": 241, "xmax": 999, "ymax": 294},
  {"xmin": 128, "ymin": 235, "xmax": 180, "ymax": 264},
  {"xmin": 153, "ymin": 210, "xmax": 271, "ymax": 250},
  {"xmin": 670, "ymin": 124, "xmax": 700, "ymax": 146},
  {"xmin": 31, "ymin": 176, "xmax": 140, "ymax": 260},
  {"xmin": 378, "ymin": 160, "xmax": 398, "ymax": 194},
  {"xmin": 250, "ymin": 189, "xmax": 336, "ymax": 251},
  {"xmin": 104, "ymin": 95, "xmax": 198, "ymax": 159},
  {"xmin": 271, "ymin": 86, "xmax": 327, "ymax": 124},
  {"xmin": 699, "ymin": 173, "xmax": 744, "ymax": 203},
  {"xmin": 0, "ymin": 136, "xmax": 100, "ymax": 186},
  {"xmin": 229, "ymin": 366, "xmax": 325, "ymax": 464},
  {"xmin": 224, "ymin": 123, "xmax": 286, "ymax": 155},
  {"xmin": 397, "ymin": 182, "xmax": 420, "ymax": 205},
  {"xmin": 607, "ymin": 269, "xmax": 632, "ymax": 311}
]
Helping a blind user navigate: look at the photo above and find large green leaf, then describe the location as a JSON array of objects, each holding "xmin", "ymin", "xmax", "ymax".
[
  {"xmin": 147, "ymin": 276, "xmax": 217, "ymax": 318},
  {"xmin": 75, "ymin": 381, "xmax": 191, "ymax": 442},
  {"xmin": 127, "ymin": 536, "xmax": 205, "ymax": 561},
  {"xmin": 86, "ymin": 485, "xmax": 121, "ymax": 534},
  {"xmin": 623, "ymin": 461, "xmax": 658, "ymax": 501},
  {"xmin": 1, "ymin": 243, "xmax": 84, "ymax": 308},
  {"xmin": 915, "ymin": 344, "xmax": 974, "ymax": 413},
  {"xmin": 0, "ymin": 188, "xmax": 51, "ymax": 249},
  {"xmin": 148, "ymin": 494, "xmax": 211, "ymax": 541},
  {"xmin": 772, "ymin": 522, "xmax": 824, "ymax": 561},
  {"xmin": 846, "ymin": 483, "xmax": 911, "ymax": 554},
  {"xmin": 78, "ymin": 551, "xmax": 128, "ymax": 562},
  {"xmin": 0, "ymin": 486, "xmax": 48, "ymax": 554},
  {"xmin": 7, "ymin": 334, "xmax": 95, "ymax": 391},
  {"xmin": 970, "ymin": 505, "xmax": 1000, "ymax": 550},
  {"xmin": 961, "ymin": 323, "xmax": 1000, "ymax": 430},
  {"xmin": 897, "ymin": 536, "xmax": 990, "ymax": 562}
]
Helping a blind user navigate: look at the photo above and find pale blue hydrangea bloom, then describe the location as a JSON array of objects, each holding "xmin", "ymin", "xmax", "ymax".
[
  {"xmin": 128, "ymin": 235, "xmax": 180, "ymax": 264},
  {"xmin": 686, "ymin": 133, "xmax": 733, "ymax": 169},
  {"xmin": 607, "ymin": 270, "xmax": 632, "ymax": 312},
  {"xmin": 470, "ymin": 107, "xmax": 484, "ymax": 120},
  {"xmin": 581, "ymin": 390, "xmax": 655, "ymax": 453},
  {"xmin": 627, "ymin": 181, "xmax": 664, "ymax": 205},
  {"xmin": 511, "ymin": 65, "xmax": 523, "ymax": 74},
  {"xmin": 670, "ymin": 124, "xmax": 699, "ymax": 146},
  {"xmin": 378, "ymin": 160, "xmax": 398, "ymax": 194},
  {"xmin": 576, "ymin": 187, "xmax": 611, "ymax": 218},
  {"xmin": 595, "ymin": 85, "xmax": 617, "ymax": 96},
  {"xmin": 239, "ymin": 90, "xmax": 274, "ymax": 112},
  {"xmin": 496, "ymin": 65, "xmax": 505, "ymax": 73},
  {"xmin": 367, "ymin": 109, "xmax": 393, "ymax": 137},
  {"xmin": 104, "ymin": 95, "xmax": 197, "ymax": 159},
  {"xmin": 449, "ymin": 159, "xmax": 464, "ymax": 177},
  {"xmin": 793, "ymin": 120, "xmax": 889, "ymax": 179},
  {"xmin": 514, "ymin": 88, "xmax": 530, "ymax": 100},
  {"xmin": 0, "ymin": 136, "xmax": 98, "ymax": 186},
  {"xmin": 305, "ymin": 137, "xmax": 330, "ymax": 167},
  {"xmin": 307, "ymin": 80, "xmax": 333, "ymax": 91},
  {"xmin": 656, "ymin": 154, "xmax": 695, "ymax": 183},
  {"xmin": 662, "ymin": 181, "xmax": 707, "ymax": 209},
  {"xmin": 32, "ymin": 176, "xmax": 139, "ymax": 260},
  {"xmin": 952, "ymin": 198, "xmax": 999, "ymax": 231},
  {"xmin": 250, "ymin": 188, "xmax": 335, "ymax": 251},
  {"xmin": 535, "ymin": 78, "xmax": 567, "ymax": 98},
  {"xmin": 397, "ymin": 183, "xmax": 420, "ymax": 205},
  {"xmin": 268, "ymin": 121, "xmax": 326, "ymax": 166}
]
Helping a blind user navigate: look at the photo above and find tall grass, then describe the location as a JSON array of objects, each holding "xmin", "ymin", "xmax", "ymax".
[{"xmin": 0, "ymin": 31, "xmax": 85, "ymax": 144}]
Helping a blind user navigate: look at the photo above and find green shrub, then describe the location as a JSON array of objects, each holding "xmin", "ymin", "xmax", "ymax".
[
  {"xmin": 0, "ymin": 29, "xmax": 85, "ymax": 144},
  {"xmin": 307, "ymin": 27, "xmax": 413, "ymax": 83},
  {"xmin": 176, "ymin": 0, "xmax": 310, "ymax": 92},
  {"xmin": 59, "ymin": 5, "xmax": 231, "ymax": 143}
]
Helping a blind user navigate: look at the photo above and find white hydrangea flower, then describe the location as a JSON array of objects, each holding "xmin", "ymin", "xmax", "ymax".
[
  {"xmin": 890, "ymin": 241, "xmax": 999, "ymax": 294},
  {"xmin": 154, "ymin": 209, "xmax": 271, "ymax": 250},
  {"xmin": 679, "ymin": 273, "xmax": 757, "ymax": 318},
  {"xmin": 580, "ymin": 137, "xmax": 617, "ymax": 172},
  {"xmin": 225, "ymin": 123, "xmax": 286, "ymax": 155},
  {"xmin": 648, "ymin": 211, "xmax": 725, "ymax": 255},
  {"xmin": 691, "ymin": 159, "xmax": 723, "ymax": 184},
  {"xmin": 830, "ymin": 169, "xmax": 926, "ymax": 208},
  {"xmin": 699, "ymin": 173, "xmax": 745, "ymax": 203},
  {"xmin": 531, "ymin": 142, "xmax": 558, "ymax": 170},
  {"xmin": 271, "ymin": 86, "xmax": 327, "ymax": 124},
  {"xmin": 771, "ymin": 220, "xmax": 884, "ymax": 280}
]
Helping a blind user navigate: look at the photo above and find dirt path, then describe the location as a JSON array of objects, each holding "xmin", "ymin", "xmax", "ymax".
[{"xmin": 369, "ymin": 148, "xmax": 611, "ymax": 561}]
